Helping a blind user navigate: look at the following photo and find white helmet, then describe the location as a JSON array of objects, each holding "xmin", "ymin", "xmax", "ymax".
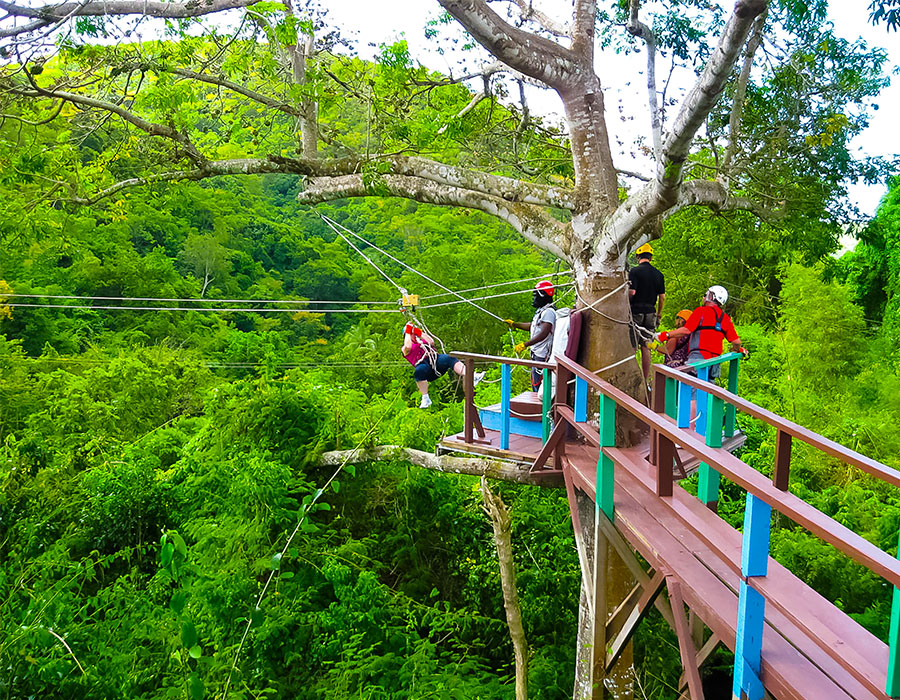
[{"xmin": 705, "ymin": 285, "xmax": 728, "ymax": 305}]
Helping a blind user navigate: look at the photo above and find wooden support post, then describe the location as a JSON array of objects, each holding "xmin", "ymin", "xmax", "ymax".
[
  {"xmin": 887, "ymin": 527, "xmax": 900, "ymax": 697},
  {"xmin": 464, "ymin": 358, "xmax": 474, "ymax": 444},
  {"xmin": 732, "ymin": 494, "xmax": 771, "ymax": 700},
  {"xmin": 554, "ymin": 364, "xmax": 569, "ymax": 470},
  {"xmin": 725, "ymin": 357, "xmax": 740, "ymax": 438},
  {"xmin": 575, "ymin": 376, "xmax": 588, "ymax": 423},
  {"xmin": 597, "ymin": 394, "xmax": 616, "ymax": 521},
  {"xmin": 651, "ymin": 373, "xmax": 674, "ymax": 496},
  {"xmin": 606, "ymin": 570, "xmax": 666, "ymax": 672},
  {"xmin": 542, "ymin": 367, "xmax": 552, "ymax": 443},
  {"xmin": 773, "ymin": 429, "xmax": 792, "ymax": 492},
  {"xmin": 668, "ymin": 577, "xmax": 705, "ymax": 700},
  {"xmin": 500, "ymin": 363, "xmax": 511, "ymax": 451},
  {"xmin": 590, "ymin": 513, "xmax": 608, "ymax": 700},
  {"xmin": 698, "ymin": 394, "xmax": 724, "ymax": 512}
]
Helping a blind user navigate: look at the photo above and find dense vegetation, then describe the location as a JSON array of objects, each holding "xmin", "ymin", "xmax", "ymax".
[{"xmin": 2, "ymin": 24, "xmax": 900, "ymax": 700}]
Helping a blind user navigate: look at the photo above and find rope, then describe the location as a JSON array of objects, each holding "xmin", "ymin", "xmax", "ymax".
[
  {"xmin": 1, "ymin": 302, "xmax": 401, "ymax": 314},
  {"xmin": 419, "ymin": 282, "xmax": 576, "ymax": 310},
  {"xmin": 1, "ymin": 293, "xmax": 395, "ymax": 305},
  {"xmin": 320, "ymin": 217, "xmax": 405, "ymax": 294},
  {"xmin": 320, "ymin": 213, "xmax": 508, "ymax": 323},
  {"xmin": 418, "ymin": 271, "xmax": 574, "ymax": 301}
]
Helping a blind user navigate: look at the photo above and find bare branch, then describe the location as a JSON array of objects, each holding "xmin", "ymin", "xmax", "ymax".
[
  {"xmin": 721, "ymin": 9, "xmax": 767, "ymax": 178},
  {"xmin": 318, "ymin": 445, "xmax": 563, "ymax": 488},
  {"xmin": 571, "ymin": 0, "xmax": 595, "ymax": 60},
  {"xmin": 437, "ymin": 0, "xmax": 581, "ymax": 91},
  {"xmin": 298, "ymin": 172, "xmax": 574, "ymax": 261},
  {"xmin": 165, "ymin": 67, "xmax": 303, "ymax": 116},
  {"xmin": 664, "ymin": 179, "xmax": 781, "ymax": 222},
  {"xmin": 13, "ymin": 82, "xmax": 204, "ymax": 163},
  {"xmin": 627, "ymin": 0, "xmax": 661, "ymax": 161},
  {"xmin": 0, "ymin": 0, "xmax": 260, "ymax": 23},
  {"xmin": 505, "ymin": 0, "xmax": 568, "ymax": 37}
]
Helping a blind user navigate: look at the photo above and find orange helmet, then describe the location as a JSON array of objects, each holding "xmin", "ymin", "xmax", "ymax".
[{"xmin": 676, "ymin": 309, "xmax": 692, "ymax": 323}]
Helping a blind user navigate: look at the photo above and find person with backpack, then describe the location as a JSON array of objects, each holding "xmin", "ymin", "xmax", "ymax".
[
  {"xmin": 402, "ymin": 323, "xmax": 484, "ymax": 408},
  {"xmin": 504, "ymin": 280, "xmax": 556, "ymax": 391},
  {"xmin": 657, "ymin": 285, "xmax": 745, "ymax": 379},
  {"xmin": 629, "ymin": 243, "xmax": 666, "ymax": 381}
]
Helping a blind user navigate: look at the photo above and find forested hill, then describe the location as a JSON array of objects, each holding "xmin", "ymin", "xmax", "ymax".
[{"xmin": 2, "ymin": 26, "xmax": 900, "ymax": 700}]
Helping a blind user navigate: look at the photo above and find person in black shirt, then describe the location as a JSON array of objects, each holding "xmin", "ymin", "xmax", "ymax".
[{"xmin": 628, "ymin": 243, "xmax": 666, "ymax": 381}]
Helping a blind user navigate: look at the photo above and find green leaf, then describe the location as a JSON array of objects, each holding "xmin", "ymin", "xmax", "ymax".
[
  {"xmin": 317, "ymin": 502, "xmax": 331, "ymax": 511},
  {"xmin": 344, "ymin": 464, "xmax": 356, "ymax": 477},
  {"xmin": 332, "ymin": 480, "xmax": 340, "ymax": 493},
  {"xmin": 160, "ymin": 542, "xmax": 175, "ymax": 568},
  {"xmin": 181, "ymin": 620, "xmax": 198, "ymax": 649},
  {"xmin": 313, "ymin": 488, "xmax": 324, "ymax": 500},
  {"xmin": 280, "ymin": 571, "xmax": 294, "ymax": 580},
  {"xmin": 250, "ymin": 607, "xmax": 264, "ymax": 628},
  {"xmin": 189, "ymin": 672, "xmax": 204, "ymax": 700},
  {"xmin": 170, "ymin": 591, "xmax": 187, "ymax": 615},
  {"xmin": 270, "ymin": 552, "xmax": 282, "ymax": 570},
  {"xmin": 170, "ymin": 532, "xmax": 188, "ymax": 558},
  {"xmin": 189, "ymin": 645, "xmax": 202, "ymax": 659}
]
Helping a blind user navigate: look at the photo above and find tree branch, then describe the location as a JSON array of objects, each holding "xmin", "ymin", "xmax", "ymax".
[
  {"xmin": 601, "ymin": 0, "xmax": 769, "ymax": 263},
  {"xmin": 627, "ymin": 0, "xmax": 661, "ymax": 161},
  {"xmin": 437, "ymin": 0, "xmax": 580, "ymax": 90},
  {"xmin": 506, "ymin": 0, "xmax": 568, "ymax": 37},
  {"xmin": 664, "ymin": 179, "xmax": 781, "ymax": 222},
  {"xmin": 721, "ymin": 9, "xmax": 767, "ymax": 178},
  {"xmin": 570, "ymin": 0, "xmax": 596, "ymax": 60},
  {"xmin": 297, "ymin": 172, "xmax": 573, "ymax": 261},
  {"xmin": 165, "ymin": 66, "xmax": 303, "ymax": 117},
  {"xmin": 318, "ymin": 445, "xmax": 563, "ymax": 488},
  {"xmin": 0, "ymin": 0, "xmax": 260, "ymax": 22}
]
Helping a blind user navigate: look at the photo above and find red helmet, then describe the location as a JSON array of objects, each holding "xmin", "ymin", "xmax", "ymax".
[{"xmin": 534, "ymin": 280, "xmax": 555, "ymax": 296}]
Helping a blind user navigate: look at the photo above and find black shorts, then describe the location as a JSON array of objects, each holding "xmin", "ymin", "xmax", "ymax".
[
  {"xmin": 629, "ymin": 312, "xmax": 657, "ymax": 347},
  {"xmin": 413, "ymin": 354, "xmax": 459, "ymax": 382}
]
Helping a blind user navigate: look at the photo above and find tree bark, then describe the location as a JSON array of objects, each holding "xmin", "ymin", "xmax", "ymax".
[{"xmin": 481, "ymin": 478, "xmax": 529, "ymax": 700}]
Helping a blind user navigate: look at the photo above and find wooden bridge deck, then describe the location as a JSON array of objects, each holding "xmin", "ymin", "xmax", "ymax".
[
  {"xmin": 441, "ymin": 353, "xmax": 900, "ymax": 700},
  {"xmin": 441, "ymin": 425, "xmax": 889, "ymax": 699}
]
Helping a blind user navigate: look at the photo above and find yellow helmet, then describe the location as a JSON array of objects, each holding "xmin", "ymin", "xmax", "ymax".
[{"xmin": 635, "ymin": 243, "xmax": 654, "ymax": 257}]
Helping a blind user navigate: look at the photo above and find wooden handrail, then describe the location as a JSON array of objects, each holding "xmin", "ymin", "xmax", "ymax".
[
  {"xmin": 554, "ymin": 355, "xmax": 900, "ymax": 589},
  {"xmin": 653, "ymin": 363, "xmax": 900, "ymax": 489},
  {"xmin": 685, "ymin": 350, "xmax": 744, "ymax": 370},
  {"xmin": 451, "ymin": 351, "xmax": 555, "ymax": 370}
]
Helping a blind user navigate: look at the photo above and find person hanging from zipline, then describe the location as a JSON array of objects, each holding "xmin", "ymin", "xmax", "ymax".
[
  {"xmin": 402, "ymin": 323, "xmax": 484, "ymax": 409},
  {"xmin": 504, "ymin": 280, "xmax": 556, "ymax": 392}
]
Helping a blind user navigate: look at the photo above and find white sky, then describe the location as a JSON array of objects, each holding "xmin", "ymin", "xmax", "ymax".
[{"xmin": 324, "ymin": 1, "xmax": 899, "ymax": 219}]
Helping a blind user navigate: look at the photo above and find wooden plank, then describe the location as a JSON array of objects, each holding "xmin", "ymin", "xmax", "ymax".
[
  {"xmin": 668, "ymin": 577, "xmax": 705, "ymax": 700},
  {"xmin": 563, "ymin": 468, "xmax": 594, "ymax": 616},
  {"xmin": 453, "ymin": 351, "xmax": 555, "ymax": 370},
  {"xmin": 591, "ymin": 507, "xmax": 608, "ymax": 700},
  {"xmin": 464, "ymin": 358, "xmax": 474, "ymax": 444},
  {"xmin": 530, "ymin": 422, "xmax": 566, "ymax": 472},
  {"xmin": 500, "ymin": 363, "xmax": 511, "ymax": 450},
  {"xmin": 606, "ymin": 570, "xmax": 666, "ymax": 672}
]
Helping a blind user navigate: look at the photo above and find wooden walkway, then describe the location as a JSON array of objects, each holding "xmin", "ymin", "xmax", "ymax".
[{"xmin": 442, "ymin": 352, "xmax": 900, "ymax": 700}]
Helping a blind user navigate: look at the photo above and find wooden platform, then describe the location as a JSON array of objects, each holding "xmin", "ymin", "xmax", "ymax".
[{"xmin": 438, "ymin": 425, "xmax": 889, "ymax": 700}]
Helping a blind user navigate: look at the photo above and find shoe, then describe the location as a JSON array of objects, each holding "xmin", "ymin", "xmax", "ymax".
[
  {"xmin": 419, "ymin": 394, "xmax": 432, "ymax": 409},
  {"xmin": 473, "ymin": 371, "xmax": 486, "ymax": 387}
]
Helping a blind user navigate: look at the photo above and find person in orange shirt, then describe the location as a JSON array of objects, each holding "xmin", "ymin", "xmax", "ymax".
[{"xmin": 658, "ymin": 286, "xmax": 745, "ymax": 379}]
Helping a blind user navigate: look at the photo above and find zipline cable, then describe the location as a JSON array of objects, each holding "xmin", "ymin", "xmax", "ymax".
[
  {"xmin": 1, "ymin": 302, "xmax": 401, "ymax": 314},
  {"xmin": 1, "ymin": 293, "xmax": 395, "ymax": 305},
  {"xmin": 418, "ymin": 271, "xmax": 574, "ymax": 301}
]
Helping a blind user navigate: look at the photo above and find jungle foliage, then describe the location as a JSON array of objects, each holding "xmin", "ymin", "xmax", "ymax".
[{"xmin": 1, "ymin": 22, "xmax": 900, "ymax": 700}]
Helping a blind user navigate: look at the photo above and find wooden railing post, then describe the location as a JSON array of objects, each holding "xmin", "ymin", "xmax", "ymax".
[
  {"xmin": 597, "ymin": 393, "xmax": 616, "ymax": 521},
  {"xmin": 500, "ymin": 363, "xmax": 512, "ymax": 451},
  {"xmin": 887, "ymin": 527, "xmax": 900, "ymax": 697},
  {"xmin": 698, "ymin": 393, "xmax": 724, "ymax": 512},
  {"xmin": 464, "ymin": 358, "xmax": 474, "ymax": 444},
  {"xmin": 732, "ymin": 493, "xmax": 771, "ymax": 700},
  {"xmin": 677, "ymin": 380, "xmax": 692, "ymax": 429},
  {"xmin": 651, "ymin": 371, "xmax": 674, "ymax": 498},
  {"xmin": 665, "ymin": 376, "xmax": 677, "ymax": 420},
  {"xmin": 696, "ymin": 366, "xmax": 710, "ymax": 436},
  {"xmin": 542, "ymin": 367, "xmax": 552, "ymax": 443},
  {"xmin": 773, "ymin": 429, "xmax": 792, "ymax": 491}
]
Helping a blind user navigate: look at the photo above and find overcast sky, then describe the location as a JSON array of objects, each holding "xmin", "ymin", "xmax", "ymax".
[{"xmin": 324, "ymin": 1, "xmax": 899, "ymax": 219}]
